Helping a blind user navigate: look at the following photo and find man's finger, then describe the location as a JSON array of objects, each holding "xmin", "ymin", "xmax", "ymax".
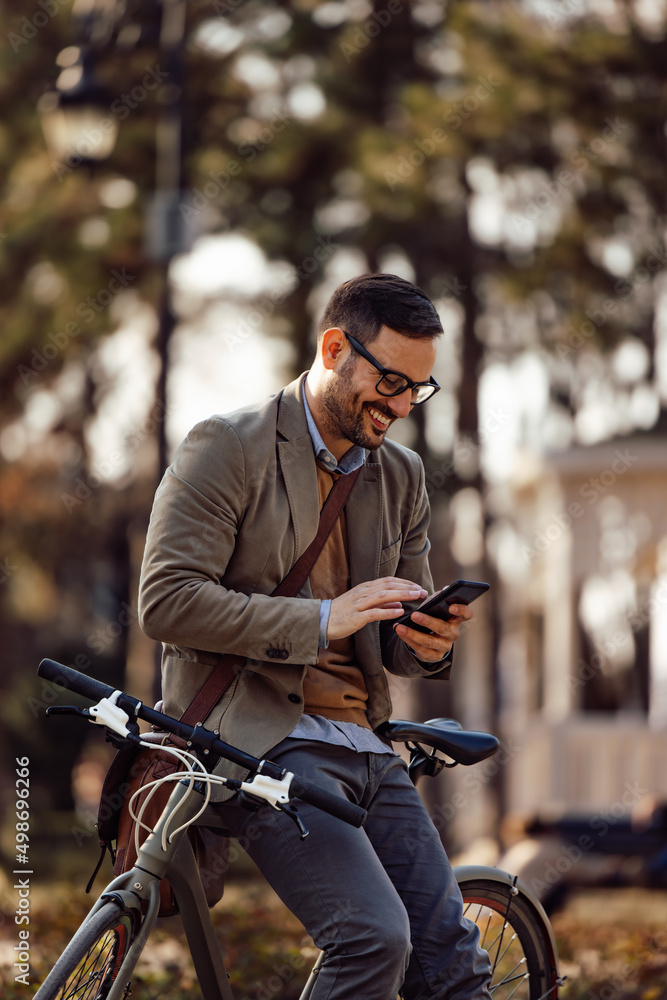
[
  {"xmin": 446, "ymin": 604, "xmax": 473, "ymax": 622},
  {"xmin": 409, "ymin": 605, "xmax": 473, "ymax": 635},
  {"xmin": 375, "ymin": 578, "xmax": 428, "ymax": 593},
  {"xmin": 358, "ymin": 588, "xmax": 425, "ymax": 610}
]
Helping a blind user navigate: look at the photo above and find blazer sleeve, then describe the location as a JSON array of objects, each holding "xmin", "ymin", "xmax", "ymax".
[{"xmin": 138, "ymin": 418, "xmax": 321, "ymax": 664}]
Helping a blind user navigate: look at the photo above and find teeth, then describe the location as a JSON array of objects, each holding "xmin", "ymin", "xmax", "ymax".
[{"xmin": 369, "ymin": 407, "xmax": 390, "ymax": 426}]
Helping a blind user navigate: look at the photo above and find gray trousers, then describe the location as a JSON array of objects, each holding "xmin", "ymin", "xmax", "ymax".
[{"xmin": 215, "ymin": 739, "xmax": 492, "ymax": 1000}]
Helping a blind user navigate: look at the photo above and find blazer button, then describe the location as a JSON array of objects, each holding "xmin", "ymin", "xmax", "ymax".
[
  {"xmin": 266, "ymin": 648, "xmax": 289, "ymax": 660},
  {"xmin": 288, "ymin": 693, "xmax": 301, "ymax": 704}
]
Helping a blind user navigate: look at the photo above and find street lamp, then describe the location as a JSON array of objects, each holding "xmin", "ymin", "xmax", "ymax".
[
  {"xmin": 38, "ymin": 0, "xmax": 191, "ymax": 704},
  {"xmin": 38, "ymin": 45, "xmax": 118, "ymax": 168},
  {"xmin": 38, "ymin": 0, "xmax": 189, "ymax": 478}
]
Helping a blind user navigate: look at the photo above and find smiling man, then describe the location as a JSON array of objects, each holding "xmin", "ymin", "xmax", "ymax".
[{"xmin": 139, "ymin": 273, "xmax": 492, "ymax": 1000}]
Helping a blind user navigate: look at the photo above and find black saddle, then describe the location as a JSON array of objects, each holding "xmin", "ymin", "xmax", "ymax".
[{"xmin": 378, "ymin": 717, "xmax": 499, "ymax": 767}]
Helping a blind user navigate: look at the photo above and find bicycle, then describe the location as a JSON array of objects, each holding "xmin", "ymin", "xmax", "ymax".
[{"xmin": 33, "ymin": 658, "xmax": 563, "ymax": 1000}]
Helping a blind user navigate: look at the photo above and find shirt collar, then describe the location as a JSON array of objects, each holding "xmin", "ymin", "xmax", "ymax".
[{"xmin": 302, "ymin": 383, "xmax": 368, "ymax": 475}]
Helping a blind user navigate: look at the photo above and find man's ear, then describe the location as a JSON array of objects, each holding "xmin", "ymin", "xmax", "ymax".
[{"xmin": 320, "ymin": 327, "xmax": 347, "ymax": 371}]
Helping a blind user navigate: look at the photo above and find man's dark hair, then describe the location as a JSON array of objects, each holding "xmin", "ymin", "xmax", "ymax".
[{"xmin": 318, "ymin": 273, "xmax": 443, "ymax": 346}]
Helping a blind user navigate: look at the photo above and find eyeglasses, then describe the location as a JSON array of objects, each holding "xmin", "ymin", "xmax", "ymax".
[{"xmin": 343, "ymin": 332, "xmax": 440, "ymax": 405}]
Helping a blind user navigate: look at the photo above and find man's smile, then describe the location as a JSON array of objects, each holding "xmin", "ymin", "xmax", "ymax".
[{"xmin": 367, "ymin": 404, "xmax": 393, "ymax": 431}]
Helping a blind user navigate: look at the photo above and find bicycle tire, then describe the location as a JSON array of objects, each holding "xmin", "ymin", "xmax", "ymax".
[
  {"xmin": 35, "ymin": 901, "xmax": 140, "ymax": 1000},
  {"xmin": 458, "ymin": 877, "xmax": 559, "ymax": 1000}
]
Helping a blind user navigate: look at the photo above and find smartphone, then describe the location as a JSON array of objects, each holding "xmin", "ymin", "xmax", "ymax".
[{"xmin": 394, "ymin": 579, "xmax": 490, "ymax": 635}]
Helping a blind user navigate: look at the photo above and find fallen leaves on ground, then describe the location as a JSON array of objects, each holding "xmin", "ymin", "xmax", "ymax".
[{"xmin": 2, "ymin": 881, "xmax": 667, "ymax": 998}]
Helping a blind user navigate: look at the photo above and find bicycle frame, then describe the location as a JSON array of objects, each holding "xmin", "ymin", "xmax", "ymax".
[
  {"xmin": 33, "ymin": 661, "xmax": 561, "ymax": 1000},
  {"xmin": 80, "ymin": 778, "xmax": 560, "ymax": 1000}
]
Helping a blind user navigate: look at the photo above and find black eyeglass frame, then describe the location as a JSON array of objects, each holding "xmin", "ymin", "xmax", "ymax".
[{"xmin": 342, "ymin": 331, "xmax": 441, "ymax": 404}]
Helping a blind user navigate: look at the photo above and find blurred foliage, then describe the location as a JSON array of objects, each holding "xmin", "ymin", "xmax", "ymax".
[{"xmin": 1, "ymin": 0, "xmax": 666, "ymax": 867}]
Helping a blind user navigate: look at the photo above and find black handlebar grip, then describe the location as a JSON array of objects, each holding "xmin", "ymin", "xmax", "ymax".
[
  {"xmin": 37, "ymin": 659, "xmax": 116, "ymax": 703},
  {"xmin": 289, "ymin": 775, "xmax": 367, "ymax": 828}
]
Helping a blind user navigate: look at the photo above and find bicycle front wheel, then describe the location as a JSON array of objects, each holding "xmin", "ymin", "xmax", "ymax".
[
  {"xmin": 458, "ymin": 876, "xmax": 560, "ymax": 1000},
  {"xmin": 35, "ymin": 901, "xmax": 140, "ymax": 1000}
]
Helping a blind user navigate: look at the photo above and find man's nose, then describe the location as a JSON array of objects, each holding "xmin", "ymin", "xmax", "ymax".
[{"xmin": 388, "ymin": 389, "xmax": 414, "ymax": 418}]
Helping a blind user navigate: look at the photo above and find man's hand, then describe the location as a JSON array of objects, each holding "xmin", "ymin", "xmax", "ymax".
[
  {"xmin": 327, "ymin": 578, "xmax": 428, "ymax": 641},
  {"xmin": 393, "ymin": 604, "xmax": 473, "ymax": 663}
]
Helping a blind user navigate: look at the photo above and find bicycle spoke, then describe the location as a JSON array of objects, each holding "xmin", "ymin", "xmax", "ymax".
[
  {"xmin": 492, "ymin": 929, "xmax": 521, "ymax": 971},
  {"xmin": 481, "ymin": 927, "xmax": 505, "ymax": 954},
  {"xmin": 464, "ymin": 903, "xmax": 496, "ymax": 947},
  {"xmin": 464, "ymin": 905, "xmax": 521, "ymax": 981},
  {"xmin": 491, "ymin": 971, "xmax": 530, "ymax": 1000},
  {"xmin": 64, "ymin": 929, "xmax": 117, "ymax": 999},
  {"xmin": 490, "ymin": 963, "xmax": 528, "ymax": 988}
]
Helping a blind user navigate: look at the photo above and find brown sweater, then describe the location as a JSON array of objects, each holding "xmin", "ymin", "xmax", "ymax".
[{"xmin": 301, "ymin": 466, "xmax": 370, "ymax": 728}]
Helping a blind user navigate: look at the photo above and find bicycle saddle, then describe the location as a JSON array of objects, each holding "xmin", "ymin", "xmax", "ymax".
[{"xmin": 378, "ymin": 718, "xmax": 499, "ymax": 766}]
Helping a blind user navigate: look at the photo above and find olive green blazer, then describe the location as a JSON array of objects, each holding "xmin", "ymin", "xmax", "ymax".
[{"xmin": 138, "ymin": 373, "xmax": 450, "ymax": 795}]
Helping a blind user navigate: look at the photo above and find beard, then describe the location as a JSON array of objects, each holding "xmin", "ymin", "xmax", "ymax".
[{"xmin": 319, "ymin": 356, "xmax": 396, "ymax": 452}]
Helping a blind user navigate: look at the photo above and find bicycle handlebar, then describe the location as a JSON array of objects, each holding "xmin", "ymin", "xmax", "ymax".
[
  {"xmin": 40, "ymin": 657, "xmax": 116, "ymax": 702},
  {"xmin": 38, "ymin": 658, "xmax": 367, "ymax": 828},
  {"xmin": 287, "ymin": 775, "xmax": 364, "ymax": 826}
]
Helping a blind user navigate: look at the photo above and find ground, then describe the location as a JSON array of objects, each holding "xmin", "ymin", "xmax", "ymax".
[{"xmin": 1, "ymin": 877, "xmax": 667, "ymax": 998}]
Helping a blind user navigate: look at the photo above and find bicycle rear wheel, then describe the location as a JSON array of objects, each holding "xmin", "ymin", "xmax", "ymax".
[
  {"xmin": 458, "ymin": 876, "xmax": 560, "ymax": 1000},
  {"xmin": 35, "ymin": 901, "xmax": 139, "ymax": 1000}
]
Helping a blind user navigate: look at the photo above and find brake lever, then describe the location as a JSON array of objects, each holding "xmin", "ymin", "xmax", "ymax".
[
  {"xmin": 277, "ymin": 802, "xmax": 309, "ymax": 840},
  {"xmin": 46, "ymin": 705, "xmax": 91, "ymax": 719},
  {"xmin": 45, "ymin": 705, "xmax": 141, "ymax": 746}
]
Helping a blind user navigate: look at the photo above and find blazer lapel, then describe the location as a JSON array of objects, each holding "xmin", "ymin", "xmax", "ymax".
[
  {"xmin": 276, "ymin": 375, "xmax": 384, "ymax": 591},
  {"xmin": 347, "ymin": 460, "xmax": 385, "ymax": 673},
  {"xmin": 276, "ymin": 375, "xmax": 319, "ymax": 563},
  {"xmin": 346, "ymin": 460, "xmax": 383, "ymax": 587},
  {"xmin": 277, "ymin": 438, "xmax": 319, "ymax": 562}
]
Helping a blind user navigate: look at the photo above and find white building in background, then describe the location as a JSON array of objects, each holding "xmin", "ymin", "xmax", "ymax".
[{"xmin": 491, "ymin": 434, "xmax": 667, "ymax": 819}]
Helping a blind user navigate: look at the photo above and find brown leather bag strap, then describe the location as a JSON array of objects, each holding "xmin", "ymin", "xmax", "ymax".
[
  {"xmin": 179, "ymin": 465, "xmax": 361, "ymax": 726},
  {"xmin": 180, "ymin": 654, "xmax": 245, "ymax": 727}
]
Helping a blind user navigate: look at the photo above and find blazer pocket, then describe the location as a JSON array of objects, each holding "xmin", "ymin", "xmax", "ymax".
[
  {"xmin": 170, "ymin": 644, "xmax": 224, "ymax": 667},
  {"xmin": 378, "ymin": 533, "xmax": 402, "ymax": 571}
]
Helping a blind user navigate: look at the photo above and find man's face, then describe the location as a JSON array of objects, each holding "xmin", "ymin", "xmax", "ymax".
[{"xmin": 319, "ymin": 325, "xmax": 437, "ymax": 452}]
